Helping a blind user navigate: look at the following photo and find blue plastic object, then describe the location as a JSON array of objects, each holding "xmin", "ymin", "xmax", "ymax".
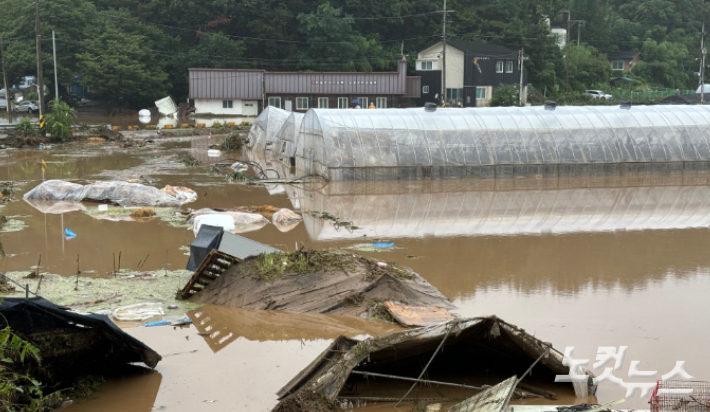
[
  {"xmin": 372, "ymin": 242, "xmax": 394, "ymax": 248},
  {"xmin": 143, "ymin": 320, "xmax": 171, "ymax": 327},
  {"xmin": 64, "ymin": 228, "xmax": 77, "ymax": 237}
]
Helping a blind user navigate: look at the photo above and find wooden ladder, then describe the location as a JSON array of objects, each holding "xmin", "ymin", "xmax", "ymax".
[{"xmin": 177, "ymin": 250, "xmax": 237, "ymax": 300}]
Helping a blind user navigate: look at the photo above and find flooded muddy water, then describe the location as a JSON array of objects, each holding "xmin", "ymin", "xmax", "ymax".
[{"xmin": 1, "ymin": 142, "xmax": 709, "ymax": 410}]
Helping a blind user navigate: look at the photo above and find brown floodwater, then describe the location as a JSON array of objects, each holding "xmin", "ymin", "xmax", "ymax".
[{"xmin": 2, "ymin": 142, "xmax": 710, "ymax": 410}]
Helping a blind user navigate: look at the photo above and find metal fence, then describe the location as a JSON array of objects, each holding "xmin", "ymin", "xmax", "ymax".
[{"xmin": 613, "ymin": 89, "xmax": 694, "ymax": 101}]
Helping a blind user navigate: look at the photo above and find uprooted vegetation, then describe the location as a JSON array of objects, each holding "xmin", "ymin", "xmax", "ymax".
[
  {"xmin": 220, "ymin": 132, "xmax": 247, "ymax": 152},
  {"xmin": 176, "ymin": 152, "xmax": 200, "ymax": 167},
  {"xmin": 187, "ymin": 248, "xmax": 454, "ymax": 320}
]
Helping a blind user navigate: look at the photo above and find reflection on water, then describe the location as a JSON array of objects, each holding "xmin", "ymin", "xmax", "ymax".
[
  {"xmin": 288, "ymin": 174, "xmax": 710, "ymax": 240},
  {"xmin": 188, "ymin": 305, "xmax": 400, "ymax": 352}
]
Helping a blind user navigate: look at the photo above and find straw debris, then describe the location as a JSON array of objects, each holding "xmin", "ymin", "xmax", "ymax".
[{"xmin": 129, "ymin": 207, "xmax": 157, "ymax": 219}]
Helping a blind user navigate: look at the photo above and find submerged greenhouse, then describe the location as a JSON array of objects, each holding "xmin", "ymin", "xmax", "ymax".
[
  {"xmin": 293, "ymin": 105, "xmax": 710, "ymax": 181},
  {"xmin": 246, "ymin": 105, "xmax": 289, "ymax": 149},
  {"xmin": 273, "ymin": 112, "xmax": 305, "ymax": 160}
]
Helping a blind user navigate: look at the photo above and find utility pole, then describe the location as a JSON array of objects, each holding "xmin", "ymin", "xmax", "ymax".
[
  {"xmin": 442, "ymin": 0, "xmax": 447, "ymax": 106},
  {"xmin": 562, "ymin": 9, "xmax": 571, "ymax": 103},
  {"xmin": 34, "ymin": 0, "xmax": 45, "ymax": 116},
  {"xmin": 702, "ymin": 23, "xmax": 706, "ymax": 104},
  {"xmin": 519, "ymin": 48, "xmax": 525, "ymax": 105},
  {"xmin": 575, "ymin": 20, "xmax": 586, "ymax": 46},
  {"xmin": 52, "ymin": 30, "xmax": 58, "ymax": 101},
  {"xmin": 0, "ymin": 38, "xmax": 10, "ymax": 116}
]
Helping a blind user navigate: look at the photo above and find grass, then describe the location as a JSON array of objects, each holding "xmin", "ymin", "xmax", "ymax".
[
  {"xmin": 177, "ymin": 152, "xmax": 200, "ymax": 167},
  {"xmin": 228, "ymin": 171, "xmax": 247, "ymax": 182},
  {"xmin": 129, "ymin": 208, "xmax": 156, "ymax": 219},
  {"xmin": 243, "ymin": 249, "xmax": 358, "ymax": 282}
]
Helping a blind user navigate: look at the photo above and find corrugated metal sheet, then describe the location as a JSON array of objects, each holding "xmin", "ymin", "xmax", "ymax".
[
  {"xmin": 189, "ymin": 69, "xmax": 263, "ymax": 100},
  {"xmin": 265, "ymin": 72, "xmax": 404, "ymax": 95},
  {"xmin": 404, "ymin": 76, "xmax": 421, "ymax": 97},
  {"xmin": 218, "ymin": 232, "xmax": 278, "ymax": 260}
]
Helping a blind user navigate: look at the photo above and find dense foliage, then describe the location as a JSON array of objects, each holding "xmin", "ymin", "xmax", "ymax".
[{"xmin": 0, "ymin": 0, "xmax": 707, "ymax": 108}]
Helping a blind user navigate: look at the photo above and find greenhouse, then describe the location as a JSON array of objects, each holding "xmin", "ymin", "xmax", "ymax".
[
  {"xmin": 296, "ymin": 105, "xmax": 710, "ymax": 181},
  {"xmin": 273, "ymin": 112, "xmax": 305, "ymax": 160},
  {"xmin": 246, "ymin": 105, "xmax": 289, "ymax": 149}
]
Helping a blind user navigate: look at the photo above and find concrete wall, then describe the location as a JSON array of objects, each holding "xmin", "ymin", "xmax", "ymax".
[{"xmin": 194, "ymin": 98, "xmax": 260, "ymax": 115}]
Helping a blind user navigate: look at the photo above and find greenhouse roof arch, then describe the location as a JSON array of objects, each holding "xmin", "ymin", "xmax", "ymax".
[
  {"xmin": 296, "ymin": 105, "xmax": 710, "ymax": 180},
  {"xmin": 247, "ymin": 105, "xmax": 290, "ymax": 149}
]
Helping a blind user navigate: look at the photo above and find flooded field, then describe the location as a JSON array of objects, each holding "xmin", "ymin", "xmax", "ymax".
[{"xmin": 1, "ymin": 139, "xmax": 708, "ymax": 410}]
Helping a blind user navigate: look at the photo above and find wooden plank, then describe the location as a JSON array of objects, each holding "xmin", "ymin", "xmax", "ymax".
[{"xmin": 383, "ymin": 302, "xmax": 455, "ymax": 328}]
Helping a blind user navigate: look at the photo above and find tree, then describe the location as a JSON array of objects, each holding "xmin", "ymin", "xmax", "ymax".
[
  {"xmin": 633, "ymin": 40, "xmax": 692, "ymax": 89},
  {"xmin": 295, "ymin": 4, "xmax": 387, "ymax": 72},
  {"xmin": 44, "ymin": 99, "xmax": 76, "ymax": 142},
  {"xmin": 490, "ymin": 83, "xmax": 520, "ymax": 106},
  {"xmin": 75, "ymin": 21, "xmax": 170, "ymax": 108},
  {"xmin": 568, "ymin": 44, "xmax": 612, "ymax": 91}
]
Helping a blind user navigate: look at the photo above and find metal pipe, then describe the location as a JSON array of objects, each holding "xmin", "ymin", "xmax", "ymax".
[{"xmin": 350, "ymin": 370, "xmax": 484, "ymax": 391}]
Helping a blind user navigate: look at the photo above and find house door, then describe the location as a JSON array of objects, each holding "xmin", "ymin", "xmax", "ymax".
[
  {"xmin": 243, "ymin": 101, "xmax": 258, "ymax": 116},
  {"xmin": 284, "ymin": 100, "xmax": 293, "ymax": 111}
]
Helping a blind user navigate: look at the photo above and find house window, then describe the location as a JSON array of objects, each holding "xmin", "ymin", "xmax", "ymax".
[
  {"xmin": 612, "ymin": 60, "xmax": 624, "ymax": 70},
  {"xmin": 422, "ymin": 85, "xmax": 429, "ymax": 94},
  {"xmin": 506, "ymin": 61, "xmax": 514, "ymax": 73},
  {"xmin": 338, "ymin": 97, "xmax": 348, "ymax": 109},
  {"xmin": 358, "ymin": 97, "xmax": 368, "ymax": 108},
  {"xmin": 476, "ymin": 87, "xmax": 487, "ymax": 99},
  {"xmin": 496, "ymin": 61, "xmax": 504, "ymax": 73},
  {"xmin": 318, "ymin": 97, "xmax": 329, "ymax": 108},
  {"xmin": 376, "ymin": 97, "xmax": 387, "ymax": 108},
  {"xmin": 222, "ymin": 100, "xmax": 233, "ymax": 109},
  {"xmin": 420, "ymin": 61, "xmax": 433, "ymax": 70},
  {"xmin": 296, "ymin": 97, "xmax": 309, "ymax": 110},
  {"xmin": 446, "ymin": 88, "xmax": 461, "ymax": 101},
  {"xmin": 268, "ymin": 97, "xmax": 281, "ymax": 108}
]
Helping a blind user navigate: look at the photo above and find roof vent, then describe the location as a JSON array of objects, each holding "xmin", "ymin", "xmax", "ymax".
[
  {"xmin": 620, "ymin": 100, "xmax": 632, "ymax": 110},
  {"xmin": 424, "ymin": 102, "xmax": 437, "ymax": 112},
  {"xmin": 544, "ymin": 101, "xmax": 557, "ymax": 111}
]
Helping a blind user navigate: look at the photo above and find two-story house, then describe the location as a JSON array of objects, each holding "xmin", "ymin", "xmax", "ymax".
[{"xmin": 415, "ymin": 39, "xmax": 528, "ymax": 107}]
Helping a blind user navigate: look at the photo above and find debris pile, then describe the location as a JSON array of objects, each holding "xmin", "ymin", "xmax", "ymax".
[
  {"xmin": 274, "ymin": 317, "xmax": 597, "ymax": 412},
  {"xmin": 185, "ymin": 248, "xmax": 456, "ymax": 321},
  {"xmin": 23, "ymin": 180, "xmax": 197, "ymax": 207}
]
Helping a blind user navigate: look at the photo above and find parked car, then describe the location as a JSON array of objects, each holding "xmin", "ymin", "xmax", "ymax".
[
  {"xmin": 584, "ymin": 90, "xmax": 613, "ymax": 100},
  {"xmin": 14, "ymin": 100, "xmax": 39, "ymax": 114}
]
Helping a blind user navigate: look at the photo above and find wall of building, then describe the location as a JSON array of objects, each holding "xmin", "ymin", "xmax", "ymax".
[
  {"xmin": 265, "ymin": 94, "xmax": 412, "ymax": 111},
  {"xmin": 416, "ymin": 70, "xmax": 442, "ymax": 106},
  {"xmin": 194, "ymin": 98, "xmax": 249, "ymax": 115},
  {"xmin": 416, "ymin": 42, "xmax": 464, "ymax": 90}
]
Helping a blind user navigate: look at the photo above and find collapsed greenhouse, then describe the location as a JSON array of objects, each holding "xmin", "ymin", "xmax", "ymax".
[{"xmin": 249, "ymin": 105, "xmax": 710, "ymax": 181}]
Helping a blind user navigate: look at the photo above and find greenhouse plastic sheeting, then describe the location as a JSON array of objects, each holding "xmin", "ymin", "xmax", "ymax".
[
  {"xmin": 273, "ymin": 112, "xmax": 305, "ymax": 159},
  {"xmin": 23, "ymin": 180, "xmax": 195, "ymax": 207},
  {"xmin": 247, "ymin": 105, "xmax": 290, "ymax": 148},
  {"xmin": 297, "ymin": 105, "xmax": 710, "ymax": 178}
]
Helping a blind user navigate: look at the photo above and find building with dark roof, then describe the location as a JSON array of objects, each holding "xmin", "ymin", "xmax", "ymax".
[
  {"xmin": 188, "ymin": 57, "xmax": 421, "ymax": 116},
  {"xmin": 606, "ymin": 51, "xmax": 642, "ymax": 72},
  {"xmin": 415, "ymin": 39, "xmax": 528, "ymax": 107}
]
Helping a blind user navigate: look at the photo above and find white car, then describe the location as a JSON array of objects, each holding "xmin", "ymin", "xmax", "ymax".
[
  {"xmin": 584, "ymin": 90, "xmax": 613, "ymax": 100},
  {"xmin": 14, "ymin": 100, "xmax": 40, "ymax": 114}
]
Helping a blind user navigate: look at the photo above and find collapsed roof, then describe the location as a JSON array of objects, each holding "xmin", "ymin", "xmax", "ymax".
[
  {"xmin": 189, "ymin": 249, "xmax": 455, "ymax": 318},
  {"xmin": 273, "ymin": 316, "xmax": 596, "ymax": 412}
]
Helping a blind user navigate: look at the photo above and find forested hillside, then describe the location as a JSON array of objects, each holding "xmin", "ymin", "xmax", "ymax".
[{"xmin": 0, "ymin": 0, "xmax": 708, "ymax": 108}]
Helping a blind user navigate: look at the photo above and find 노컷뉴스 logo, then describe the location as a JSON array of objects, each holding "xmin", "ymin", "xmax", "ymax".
[{"xmin": 555, "ymin": 346, "xmax": 694, "ymax": 398}]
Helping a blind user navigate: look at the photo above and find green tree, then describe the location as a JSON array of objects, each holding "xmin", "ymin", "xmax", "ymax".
[
  {"xmin": 296, "ymin": 4, "xmax": 387, "ymax": 71},
  {"xmin": 44, "ymin": 99, "xmax": 76, "ymax": 142},
  {"xmin": 568, "ymin": 44, "xmax": 612, "ymax": 91},
  {"xmin": 634, "ymin": 40, "xmax": 692, "ymax": 88},
  {"xmin": 76, "ymin": 21, "xmax": 170, "ymax": 108},
  {"xmin": 490, "ymin": 83, "xmax": 520, "ymax": 106}
]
